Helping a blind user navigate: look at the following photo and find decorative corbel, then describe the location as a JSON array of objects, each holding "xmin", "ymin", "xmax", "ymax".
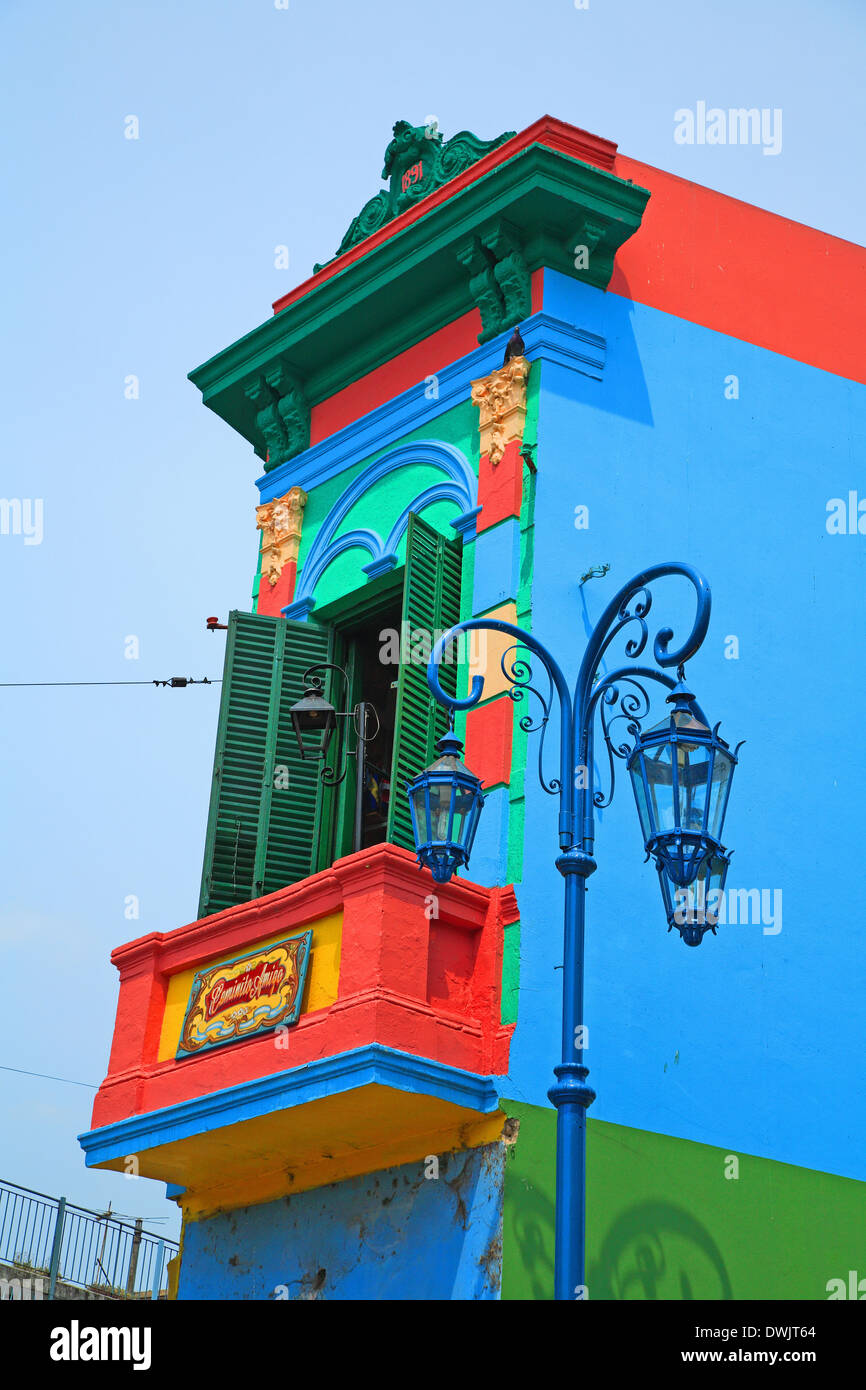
[
  {"xmin": 480, "ymin": 220, "xmax": 531, "ymax": 328},
  {"xmin": 470, "ymin": 355, "xmax": 530, "ymax": 465},
  {"xmin": 457, "ymin": 219, "xmax": 531, "ymax": 347},
  {"xmin": 244, "ymin": 362, "xmax": 310, "ymax": 471},
  {"xmin": 256, "ymin": 486, "xmax": 308, "ymax": 587},
  {"xmin": 568, "ymin": 216, "xmax": 612, "ymax": 284},
  {"xmin": 456, "ymin": 236, "xmax": 505, "ymax": 345}
]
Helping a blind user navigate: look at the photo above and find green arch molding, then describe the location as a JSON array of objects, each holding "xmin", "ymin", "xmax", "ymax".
[{"xmin": 284, "ymin": 440, "xmax": 478, "ymax": 619}]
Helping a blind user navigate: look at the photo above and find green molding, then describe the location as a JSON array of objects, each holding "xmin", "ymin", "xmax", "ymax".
[
  {"xmin": 189, "ymin": 146, "xmax": 649, "ymax": 462},
  {"xmin": 251, "ymin": 531, "xmax": 263, "ymax": 612},
  {"xmin": 505, "ymin": 794, "xmax": 525, "ymax": 888},
  {"xmin": 312, "ymin": 565, "xmax": 404, "ymax": 629},
  {"xmin": 316, "ymin": 120, "xmax": 516, "ymax": 269},
  {"xmin": 456, "ymin": 217, "xmax": 531, "ymax": 345},
  {"xmin": 501, "ymin": 918, "xmax": 521, "ymax": 1025}
]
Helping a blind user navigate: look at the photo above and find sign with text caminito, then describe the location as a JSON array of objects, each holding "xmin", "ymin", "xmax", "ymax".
[{"xmin": 176, "ymin": 931, "xmax": 312, "ymax": 1058}]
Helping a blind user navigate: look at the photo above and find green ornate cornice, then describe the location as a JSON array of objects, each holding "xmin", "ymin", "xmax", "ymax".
[
  {"xmin": 314, "ymin": 120, "xmax": 516, "ymax": 270},
  {"xmin": 190, "ymin": 140, "xmax": 650, "ymax": 465}
]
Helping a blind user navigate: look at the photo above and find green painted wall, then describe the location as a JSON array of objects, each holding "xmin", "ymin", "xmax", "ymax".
[
  {"xmin": 501, "ymin": 1099, "xmax": 866, "ymax": 1301},
  {"xmin": 501, "ymin": 919, "xmax": 521, "ymax": 1026}
]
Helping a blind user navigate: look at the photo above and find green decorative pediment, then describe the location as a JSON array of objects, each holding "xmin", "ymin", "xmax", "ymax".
[
  {"xmin": 191, "ymin": 136, "xmax": 650, "ymax": 465},
  {"xmin": 314, "ymin": 120, "xmax": 516, "ymax": 270}
]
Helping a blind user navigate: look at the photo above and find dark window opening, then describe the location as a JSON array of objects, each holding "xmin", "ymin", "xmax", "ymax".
[{"xmin": 340, "ymin": 603, "xmax": 401, "ymax": 852}]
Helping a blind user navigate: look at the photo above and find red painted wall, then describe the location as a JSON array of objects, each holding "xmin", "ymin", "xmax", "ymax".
[
  {"xmin": 610, "ymin": 154, "xmax": 866, "ymax": 385},
  {"xmin": 309, "ymin": 310, "xmax": 480, "ymax": 446},
  {"xmin": 465, "ymin": 698, "xmax": 514, "ymax": 789},
  {"xmin": 257, "ymin": 558, "xmax": 296, "ymax": 617},
  {"xmin": 296, "ymin": 125, "xmax": 864, "ymax": 457},
  {"xmin": 475, "ymin": 438, "xmax": 524, "ymax": 534},
  {"xmin": 309, "ymin": 270, "xmax": 543, "ymax": 447}
]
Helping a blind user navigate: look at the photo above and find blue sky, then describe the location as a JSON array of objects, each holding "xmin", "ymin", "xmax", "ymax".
[{"xmin": 0, "ymin": 0, "xmax": 862, "ymax": 1238}]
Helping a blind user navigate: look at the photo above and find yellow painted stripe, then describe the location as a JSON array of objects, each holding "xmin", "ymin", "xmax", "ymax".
[{"xmin": 464, "ymin": 602, "xmax": 519, "ymax": 700}]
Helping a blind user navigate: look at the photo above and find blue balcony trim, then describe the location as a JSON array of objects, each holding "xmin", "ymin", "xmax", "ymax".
[{"xmin": 78, "ymin": 1045, "xmax": 503, "ymax": 1167}]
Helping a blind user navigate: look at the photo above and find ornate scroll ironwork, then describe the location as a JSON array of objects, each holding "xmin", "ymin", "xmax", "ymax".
[{"xmin": 427, "ymin": 562, "xmax": 712, "ymax": 852}]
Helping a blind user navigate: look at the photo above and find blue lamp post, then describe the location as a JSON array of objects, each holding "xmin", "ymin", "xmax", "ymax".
[{"xmin": 406, "ymin": 562, "xmax": 741, "ymax": 1300}]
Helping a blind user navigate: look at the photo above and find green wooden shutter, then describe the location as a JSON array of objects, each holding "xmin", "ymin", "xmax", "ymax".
[
  {"xmin": 198, "ymin": 610, "xmax": 335, "ymax": 917},
  {"xmin": 386, "ymin": 513, "xmax": 462, "ymax": 850}
]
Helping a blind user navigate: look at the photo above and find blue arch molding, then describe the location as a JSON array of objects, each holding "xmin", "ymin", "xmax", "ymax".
[
  {"xmin": 283, "ymin": 440, "xmax": 479, "ymax": 620},
  {"xmin": 77, "ymin": 1045, "xmax": 503, "ymax": 1169}
]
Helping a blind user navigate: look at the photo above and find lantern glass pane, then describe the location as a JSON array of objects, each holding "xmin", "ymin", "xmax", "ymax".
[
  {"xmin": 410, "ymin": 783, "xmax": 432, "ymax": 842},
  {"xmin": 675, "ymin": 739, "xmax": 711, "ymax": 834},
  {"xmin": 430, "ymin": 783, "xmax": 453, "ymax": 842},
  {"xmin": 449, "ymin": 782, "xmax": 475, "ymax": 846},
  {"xmin": 668, "ymin": 851, "xmax": 730, "ymax": 943},
  {"xmin": 629, "ymin": 756, "xmax": 652, "ymax": 841},
  {"xmin": 643, "ymin": 741, "xmax": 675, "ymax": 831},
  {"xmin": 708, "ymin": 748, "xmax": 735, "ymax": 841}
]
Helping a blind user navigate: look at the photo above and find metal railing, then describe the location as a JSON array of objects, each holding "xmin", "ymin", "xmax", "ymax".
[{"xmin": 0, "ymin": 1179, "xmax": 178, "ymax": 1299}]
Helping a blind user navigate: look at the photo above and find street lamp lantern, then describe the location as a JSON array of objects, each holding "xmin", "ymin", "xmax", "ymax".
[
  {"xmin": 289, "ymin": 681, "xmax": 338, "ymax": 760},
  {"xmin": 627, "ymin": 675, "xmax": 739, "ymax": 900},
  {"xmin": 409, "ymin": 561, "xmax": 743, "ymax": 1298},
  {"xmin": 407, "ymin": 730, "xmax": 485, "ymax": 884},
  {"xmin": 656, "ymin": 847, "xmax": 732, "ymax": 947}
]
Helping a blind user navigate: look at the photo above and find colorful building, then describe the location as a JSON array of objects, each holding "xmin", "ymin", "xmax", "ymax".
[{"xmin": 79, "ymin": 116, "xmax": 866, "ymax": 1300}]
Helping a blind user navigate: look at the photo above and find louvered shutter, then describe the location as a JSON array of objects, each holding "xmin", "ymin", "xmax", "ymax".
[
  {"xmin": 198, "ymin": 610, "xmax": 335, "ymax": 917},
  {"xmin": 386, "ymin": 513, "xmax": 462, "ymax": 850}
]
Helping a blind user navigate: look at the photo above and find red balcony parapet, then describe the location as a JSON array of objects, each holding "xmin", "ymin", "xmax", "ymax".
[{"xmin": 91, "ymin": 843, "xmax": 518, "ymax": 1131}]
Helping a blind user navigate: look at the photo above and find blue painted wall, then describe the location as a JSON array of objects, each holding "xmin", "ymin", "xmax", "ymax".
[
  {"xmin": 499, "ymin": 269, "xmax": 866, "ymax": 1183},
  {"xmin": 178, "ymin": 1143, "xmax": 503, "ymax": 1300}
]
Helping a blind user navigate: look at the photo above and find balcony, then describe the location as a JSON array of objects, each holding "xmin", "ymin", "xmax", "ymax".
[{"xmin": 79, "ymin": 843, "xmax": 518, "ymax": 1218}]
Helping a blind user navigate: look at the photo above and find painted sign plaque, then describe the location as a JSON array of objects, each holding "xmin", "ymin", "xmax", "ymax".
[{"xmin": 176, "ymin": 931, "xmax": 312, "ymax": 1058}]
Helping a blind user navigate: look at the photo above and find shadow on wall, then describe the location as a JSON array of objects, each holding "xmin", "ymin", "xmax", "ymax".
[
  {"xmin": 589, "ymin": 1202, "xmax": 733, "ymax": 1301},
  {"xmin": 541, "ymin": 268, "xmax": 655, "ymax": 429},
  {"xmin": 506, "ymin": 1170, "xmax": 555, "ymax": 1301},
  {"xmin": 508, "ymin": 1188, "xmax": 732, "ymax": 1300}
]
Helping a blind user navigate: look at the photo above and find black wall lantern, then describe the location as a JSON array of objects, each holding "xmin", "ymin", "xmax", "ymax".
[
  {"xmin": 289, "ymin": 678, "xmax": 338, "ymax": 761},
  {"xmin": 288, "ymin": 664, "xmax": 379, "ymax": 853}
]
